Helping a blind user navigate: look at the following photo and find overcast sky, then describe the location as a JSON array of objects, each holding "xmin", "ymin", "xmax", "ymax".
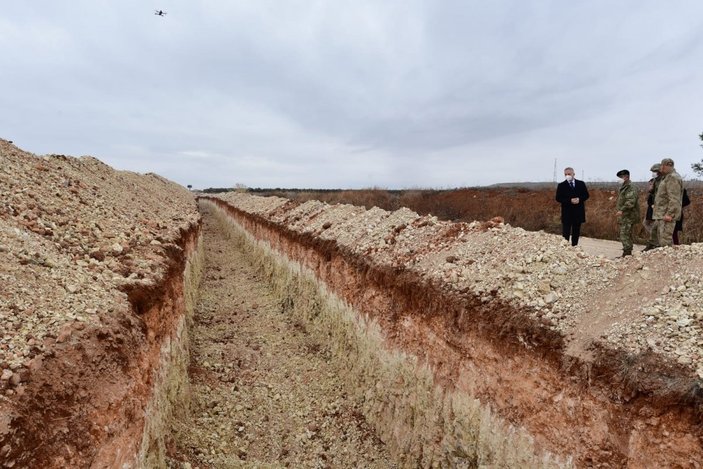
[{"xmin": 2, "ymin": 1, "xmax": 702, "ymax": 189}]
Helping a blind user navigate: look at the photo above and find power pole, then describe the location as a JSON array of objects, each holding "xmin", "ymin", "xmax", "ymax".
[{"xmin": 553, "ymin": 158, "xmax": 557, "ymax": 183}]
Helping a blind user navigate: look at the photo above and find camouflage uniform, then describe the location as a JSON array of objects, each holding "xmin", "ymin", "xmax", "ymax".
[
  {"xmin": 616, "ymin": 179, "xmax": 640, "ymax": 255},
  {"xmin": 652, "ymin": 168, "xmax": 683, "ymax": 248},
  {"xmin": 644, "ymin": 175, "xmax": 662, "ymax": 249}
]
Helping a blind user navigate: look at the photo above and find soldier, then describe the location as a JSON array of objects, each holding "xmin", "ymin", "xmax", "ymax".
[
  {"xmin": 615, "ymin": 169, "xmax": 640, "ymax": 257},
  {"xmin": 642, "ymin": 163, "xmax": 663, "ymax": 251},
  {"xmin": 651, "ymin": 158, "xmax": 683, "ymax": 248}
]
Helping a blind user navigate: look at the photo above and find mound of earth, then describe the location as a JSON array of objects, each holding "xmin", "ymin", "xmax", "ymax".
[
  {"xmin": 0, "ymin": 139, "xmax": 200, "ymax": 467},
  {"xmin": 215, "ymin": 192, "xmax": 703, "ymax": 373}
]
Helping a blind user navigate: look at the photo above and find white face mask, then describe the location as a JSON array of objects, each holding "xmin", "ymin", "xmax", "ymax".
[
  {"xmin": 652, "ymin": 172, "xmax": 658, "ymax": 178},
  {"xmin": 565, "ymin": 175, "xmax": 574, "ymax": 182}
]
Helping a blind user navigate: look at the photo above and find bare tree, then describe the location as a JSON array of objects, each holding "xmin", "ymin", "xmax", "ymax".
[{"xmin": 692, "ymin": 132, "xmax": 703, "ymax": 177}]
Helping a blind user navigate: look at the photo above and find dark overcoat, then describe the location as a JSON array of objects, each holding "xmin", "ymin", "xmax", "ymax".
[
  {"xmin": 675, "ymin": 188, "xmax": 691, "ymax": 231},
  {"xmin": 555, "ymin": 179, "xmax": 589, "ymax": 224}
]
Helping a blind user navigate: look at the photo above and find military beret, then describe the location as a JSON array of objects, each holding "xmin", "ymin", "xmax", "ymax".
[
  {"xmin": 660, "ymin": 157, "xmax": 675, "ymax": 167},
  {"xmin": 616, "ymin": 169, "xmax": 629, "ymax": 177},
  {"xmin": 650, "ymin": 163, "xmax": 661, "ymax": 172}
]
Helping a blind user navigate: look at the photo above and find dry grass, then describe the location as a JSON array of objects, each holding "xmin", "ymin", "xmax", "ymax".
[{"xmin": 258, "ymin": 185, "xmax": 703, "ymax": 244}]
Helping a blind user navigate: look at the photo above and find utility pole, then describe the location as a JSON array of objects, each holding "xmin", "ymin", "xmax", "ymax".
[{"xmin": 553, "ymin": 158, "xmax": 557, "ymax": 183}]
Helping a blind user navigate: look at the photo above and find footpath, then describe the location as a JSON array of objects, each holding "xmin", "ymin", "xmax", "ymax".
[{"xmin": 578, "ymin": 237, "xmax": 644, "ymax": 259}]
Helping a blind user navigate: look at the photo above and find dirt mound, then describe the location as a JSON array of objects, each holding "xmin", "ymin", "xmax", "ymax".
[
  {"xmin": 217, "ymin": 192, "xmax": 703, "ymax": 372},
  {"xmin": 0, "ymin": 139, "xmax": 200, "ymax": 467},
  {"xmin": 258, "ymin": 186, "xmax": 703, "ymax": 244}
]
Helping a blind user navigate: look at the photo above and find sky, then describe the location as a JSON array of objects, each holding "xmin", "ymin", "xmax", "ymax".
[{"xmin": 1, "ymin": 1, "xmax": 702, "ymax": 189}]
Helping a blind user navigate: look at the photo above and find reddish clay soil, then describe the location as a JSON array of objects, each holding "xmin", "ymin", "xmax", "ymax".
[{"xmin": 1, "ymin": 140, "xmax": 201, "ymax": 467}]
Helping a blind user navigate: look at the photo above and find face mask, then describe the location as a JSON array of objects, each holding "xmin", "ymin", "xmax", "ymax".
[
  {"xmin": 565, "ymin": 175, "xmax": 574, "ymax": 182},
  {"xmin": 652, "ymin": 172, "xmax": 658, "ymax": 178}
]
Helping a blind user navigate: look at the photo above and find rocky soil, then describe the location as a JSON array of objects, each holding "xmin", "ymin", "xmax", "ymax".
[
  {"xmin": 0, "ymin": 139, "xmax": 199, "ymax": 390},
  {"xmin": 216, "ymin": 193, "xmax": 703, "ymax": 377},
  {"xmin": 0, "ymin": 139, "xmax": 200, "ymax": 466},
  {"xmin": 167, "ymin": 202, "xmax": 393, "ymax": 468}
]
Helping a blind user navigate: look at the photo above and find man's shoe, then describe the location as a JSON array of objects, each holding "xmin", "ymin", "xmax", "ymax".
[{"xmin": 642, "ymin": 245, "xmax": 656, "ymax": 252}]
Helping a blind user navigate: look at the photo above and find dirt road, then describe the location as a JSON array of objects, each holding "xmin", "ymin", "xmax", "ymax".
[
  {"xmin": 166, "ymin": 204, "xmax": 393, "ymax": 468},
  {"xmin": 578, "ymin": 236, "xmax": 644, "ymax": 259}
]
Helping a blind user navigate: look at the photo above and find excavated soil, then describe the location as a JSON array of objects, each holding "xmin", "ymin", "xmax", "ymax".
[
  {"xmin": 166, "ymin": 202, "xmax": 394, "ymax": 468},
  {"xmin": 0, "ymin": 140, "xmax": 202, "ymax": 468}
]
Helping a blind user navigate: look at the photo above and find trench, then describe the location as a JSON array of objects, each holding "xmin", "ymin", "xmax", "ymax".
[
  {"xmin": 165, "ymin": 202, "xmax": 393, "ymax": 467},
  {"xmin": 5, "ymin": 194, "xmax": 701, "ymax": 467},
  {"xmin": 163, "ymin": 200, "xmax": 563, "ymax": 468},
  {"xmin": 161, "ymin": 197, "xmax": 702, "ymax": 469}
]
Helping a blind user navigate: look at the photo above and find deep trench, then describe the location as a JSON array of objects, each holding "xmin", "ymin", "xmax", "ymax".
[
  {"xmin": 162, "ymin": 199, "xmax": 573, "ymax": 468},
  {"xmin": 6, "ymin": 197, "xmax": 701, "ymax": 468},
  {"xmin": 171, "ymin": 197, "xmax": 703, "ymax": 469},
  {"xmin": 165, "ymin": 202, "xmax": 394, "ymax": 467}
]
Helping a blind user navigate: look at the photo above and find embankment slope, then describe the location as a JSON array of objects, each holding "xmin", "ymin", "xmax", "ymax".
[{"xmin": 0, "ymin": 140, "xmax": 201, "ymax": 468}]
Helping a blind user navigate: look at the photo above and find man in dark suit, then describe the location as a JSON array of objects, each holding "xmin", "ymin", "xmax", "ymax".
[{"xmin": 555, "ymin": 167, "xmax": 590, "ymax": 246}]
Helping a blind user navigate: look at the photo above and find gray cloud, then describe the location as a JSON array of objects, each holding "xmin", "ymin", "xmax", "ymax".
[{"xmin": 2, "ymin": 1, "xmax": 703, "ymax": 188}]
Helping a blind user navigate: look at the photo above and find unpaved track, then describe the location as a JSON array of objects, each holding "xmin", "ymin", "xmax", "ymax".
[
  {"xmin": 167, "ymin": 204, "xmax": 394, "ymax": 468},
  {"xmin": 578, "ymin": 236, "xmax": 644, "ymax": 259}
]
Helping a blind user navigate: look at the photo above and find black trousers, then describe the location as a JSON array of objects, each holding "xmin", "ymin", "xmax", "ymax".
[{"xmin": 562, "ymin": 221, "xmax": 581, "ymax": 246}]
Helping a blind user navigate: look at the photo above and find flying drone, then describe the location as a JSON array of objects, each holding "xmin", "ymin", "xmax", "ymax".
[{"xmin": 154, "ymin": 10, "xmax": 167, "ymax": 17}]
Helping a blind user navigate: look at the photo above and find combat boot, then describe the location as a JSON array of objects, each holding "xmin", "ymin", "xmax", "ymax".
[{"xmin": 642, "ymin": 245, "xmax": 656, "ymax": 252}]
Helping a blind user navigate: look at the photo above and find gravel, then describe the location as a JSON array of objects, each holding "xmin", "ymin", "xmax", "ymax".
[
  {"xmin": 0, "ymin": 139, "xmax": 199, "ymax": 394},
  {"xmin": 215, "ymin": 192, "xmax": 703, "ymax": 378}
]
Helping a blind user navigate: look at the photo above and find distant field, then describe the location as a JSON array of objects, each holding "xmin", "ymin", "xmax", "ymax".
[{"xmin": 233, "ymin": 183, "xmax": 703, "ymax": 245}]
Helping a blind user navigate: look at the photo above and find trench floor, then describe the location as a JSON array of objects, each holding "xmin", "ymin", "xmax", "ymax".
[{"xmin": 166, "ymin": 204, "xmax": 394, "ymax": 468}]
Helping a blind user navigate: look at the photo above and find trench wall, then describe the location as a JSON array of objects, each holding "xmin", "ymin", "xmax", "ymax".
[
  {"xmin": 90, "ymin": 225, "xmax": 205, "ymax": 468},
  {"xmin": 1, "ymin": 225, "xmax": 203, "ymax": 468},
  {"xmin": 136, "ymin": 231, "xmax": 204, "ymax": 467},
  {"xmin": 203, "ymin": 199, "xmax": 565, "ymax": 467},
  {"xmin": 0, "ymin": 141, "xmax": 207, "ymax": 467}
]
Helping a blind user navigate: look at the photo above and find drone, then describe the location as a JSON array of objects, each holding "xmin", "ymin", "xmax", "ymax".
[{"xmin": 154, "ymin": 10, "xmax": 167, "ymax": 16}]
